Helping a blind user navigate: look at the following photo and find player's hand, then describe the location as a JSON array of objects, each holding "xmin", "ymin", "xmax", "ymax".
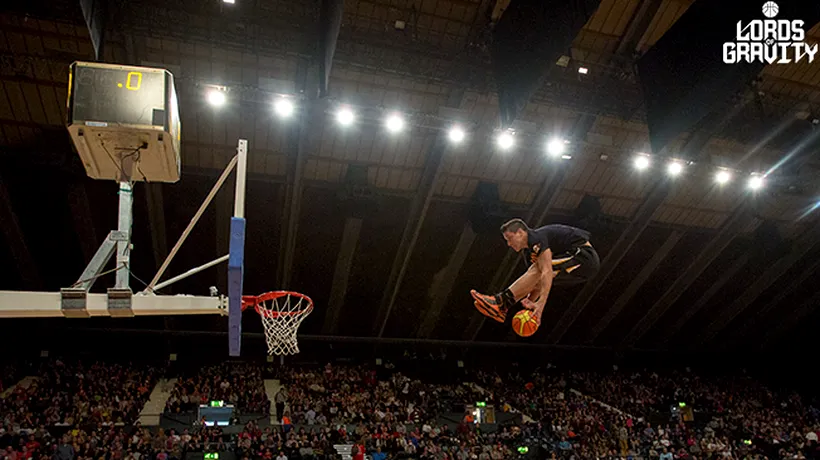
[{"xmin": 521, "ymin": 299, "xmax": 536, "ymax": 310}]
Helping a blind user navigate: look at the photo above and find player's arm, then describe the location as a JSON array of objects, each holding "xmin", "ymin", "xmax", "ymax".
[{"xmin": 533, "ymin": 247, "xmax": 555, "ymax": 309}]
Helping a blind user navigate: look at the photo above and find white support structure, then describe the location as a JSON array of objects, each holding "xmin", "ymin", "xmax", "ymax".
[{"xmin": 0, "ymin": 291, "xmax": 226, "ymax": 318}]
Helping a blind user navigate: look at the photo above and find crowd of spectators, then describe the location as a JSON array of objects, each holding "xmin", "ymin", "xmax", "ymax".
[
  {"xmin": 1, "ymin": 357, "xmax": 819, "ymax": 460},
  {"xmin": 1, "ymin": 359, "xmax": 156, "ymax": 428},
  {"xmin": 164, "ymin": 363, "xmax": 270, "ymax": 415}
]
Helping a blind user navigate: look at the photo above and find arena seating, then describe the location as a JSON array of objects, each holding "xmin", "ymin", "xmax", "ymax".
[{"xmin": 0, "ymin": 358, "xmax": 818, "ymax": 460}]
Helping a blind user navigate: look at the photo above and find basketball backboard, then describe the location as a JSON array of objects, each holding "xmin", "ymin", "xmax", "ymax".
[{"xmin": 0, "ymin": 62, "xmax": 248, "ymax": 355}]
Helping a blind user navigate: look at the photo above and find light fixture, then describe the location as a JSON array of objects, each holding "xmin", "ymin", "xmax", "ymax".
[
  {"xmin": 448, "ymin": 125, "xmax": 465, "ymax": 144},
  {"xmin": 715, "ymin": 170, "xmax": 732, "ymax": 184},
  {"xmin": 223, "ymin": 0, "xmax": 235, "ymax": 4},
  {"xmin": 385, "ymin": 113, "xmax": 405, "ymax": 133},
  {"xmin": 274, "ymin": 98, "xmax": 294, "ymax": 118},
  {"xmin": 561, "ymin": 154, "xmax": 572, "ymax": 160},
  {"xmin": 496, "ymin": 131, "xmax": 515, "ymax": 150},
  {"xmin": 748, "ymin": 174, "xmax": 765, "ymax": 190},
  {"xmin": 634, "ymin": 155, "xmax": 650, "ymax": 170},
  {"xmin": 667, "ymin": 161, "xmax": 683, "ymax": 176},
  {"xmin": 336, "ymin": 107, "xmax": 355, "ymax": 126},
  {"xmin": 546, "ymin": 138, "xmax": 566, "ymax": 157},
  {"xmin": 578, "ymin": 67, "xmax": 589, "ymax": 75},
  {"xmin": 206, "ymin": 89, "xmax": 226, "ymax": 107}
]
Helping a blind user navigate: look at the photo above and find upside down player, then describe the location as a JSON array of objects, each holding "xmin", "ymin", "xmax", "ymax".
[{"xmin": 471, "ymin": 219, "xmax": 600, "ymax": 331}]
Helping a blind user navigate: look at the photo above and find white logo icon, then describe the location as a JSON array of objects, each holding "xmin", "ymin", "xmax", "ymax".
[
  {"xmin": 762, "ymin": 1, "xmax": 778, "ymax": 18},
  {"xmin": 723, "ymin": 2, "xmax": 817, "ymax": 64}
]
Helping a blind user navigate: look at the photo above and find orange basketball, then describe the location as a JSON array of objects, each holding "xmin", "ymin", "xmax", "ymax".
[{"xmin": 512, "ymin": 309, "xmax": 539, "ymax": 337}]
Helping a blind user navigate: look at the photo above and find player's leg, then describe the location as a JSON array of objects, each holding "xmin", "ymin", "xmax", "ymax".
[{"xmin": 470, "ymin": 264, "xmax": 541, "ymax": 323}]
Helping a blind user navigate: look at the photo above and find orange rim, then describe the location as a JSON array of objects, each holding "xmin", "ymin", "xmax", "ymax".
[{"xmin": 241, "ymin": 290, "xmax": 314, "ymax": 318}]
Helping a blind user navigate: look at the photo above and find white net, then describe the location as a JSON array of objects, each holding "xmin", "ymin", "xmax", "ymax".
[{"xmin": 253, "ymin": 292, "xmax": 313, "ymax": 356}]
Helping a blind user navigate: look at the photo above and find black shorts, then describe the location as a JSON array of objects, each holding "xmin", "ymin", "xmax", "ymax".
[{"xmin": 551, "ymin": 245, "xmax": 600, "ymax": 286}]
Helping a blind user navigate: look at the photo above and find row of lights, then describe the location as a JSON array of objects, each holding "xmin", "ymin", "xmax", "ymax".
[
  {"xmin": 631, "ymin": 154, "xmax": 765, "ymax": 190},
  {"xmin": 205, "ymin": 88, "xmax": 768, "ymax": 191}
]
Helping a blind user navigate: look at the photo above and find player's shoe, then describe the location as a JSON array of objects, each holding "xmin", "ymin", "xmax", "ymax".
[{"xmin": 470, "ymin": 290, "xmax": 507, "ymax": 323}]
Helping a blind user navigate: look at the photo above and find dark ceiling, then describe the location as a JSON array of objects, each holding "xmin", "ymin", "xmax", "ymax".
[{"xmin": 1, "ymin": 0, "xmax": 820, "ymax": 357}]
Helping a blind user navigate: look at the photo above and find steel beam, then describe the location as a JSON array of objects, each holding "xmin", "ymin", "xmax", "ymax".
[
  {"xmin": 694, "ymin": 221, "xmax": 820, "ymax": 346},
  {"xmin": 659, "ymin": 252, "xmax": 749, "ymax": 346},
  {"xmin": 318, "ymin": 0, "xmax": 345, "ymax": 98},
  {"xmin": 719, "ymin": 256, "xmax": 820, "ymax": 348},
  {"xmin": 322, "ymin": 217, "xmax": 363, "ymax": 334},
  {"xmin": 277, "ymin": 59, "xmax": 314, "ymax": 289},
  {"xmin": 615, "ymin": 0, "xmax": 663, "ymax": 56},
  {"xmin": 545, "ymin": 102, "xmax": 749, "ymax": 345},
  {"xmin": 373, "ymin": 88, "xmax": 467, "ymax": 337},
  {"xmin": 761, "ymin": 289, "xmax": 820, "ymax": 349},
  {"xmin": 620, "ymin": 205, "xmax": 755, "ymax": 347},
  {"xmin": 417, "ymin": 223, "xmax": 477, "ymax": 338},
  {"xmin": 585, "ymin": 230, "xmax": 682, "ymax": 344}
]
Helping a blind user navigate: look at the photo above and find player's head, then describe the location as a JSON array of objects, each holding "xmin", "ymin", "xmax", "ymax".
[{"xmin": 500, "ymin": 218, "xmax": 529, "ymax": 252}]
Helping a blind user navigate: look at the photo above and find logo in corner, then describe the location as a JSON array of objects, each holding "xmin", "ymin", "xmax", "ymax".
[{"xmin": 723, "ymin": 2, "xmax": 818, "ymax": 64}]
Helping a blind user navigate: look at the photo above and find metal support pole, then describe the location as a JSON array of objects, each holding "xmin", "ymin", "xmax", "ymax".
[
  {"xmin": 146, "ymin": 155, "xmax": 239, "ymax": 292},
  {"xmin": 234, "ymin": 139, "xmax": 248, "ymax": 219},
  {"xmin": 153, "ymin": 254, "xmax": 230, "ymax": 292},
  {"xmin": 115, "ymin": 182, "xmax": 133, "ymax": 289}
]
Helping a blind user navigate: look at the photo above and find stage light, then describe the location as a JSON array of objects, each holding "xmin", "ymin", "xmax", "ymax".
[
  {"xmin": 634, "ymin": 155, "xmax": 650, "ymax": 170},
  {"xmin": 667, "ymin": 161, "xmax": 683, "ymax": 176},
  {"xmin": 578, "ymin": 67, "xmax": 589, "ymax": 75},
  {"xmin": 336, "ymin": 107, "xmax": 355, "ymax": 126},
  {"xmin": 546, "ymin": 138, "xmax": 566, "ymax": 157},
  {"xmin": 496, "ymin": 131, "xmax": 515, "ymax": 151},
  {"xmin": 206, "ymin": 89, "xmax": 226, "ymax": 107},
  {"xmin": 748, "ymin": 175, "xmax": 765, "ymax": 190},
  {"xmin": 448, "ymin": 125, "xmax": 465, "ymax": 144},
  {"xmin": 223, "ymin": 0, "xmax": 235, "ymax": 4},
  {"xmin": 273, "ymin": 98, "xmax": 294, "ymax": 118},
  {"xmin": 385, "ymin": 113, "xmax": 405, "ymax": 133},
  {"xmin": 715, "ymin": 170, "xmax": 732, "ymax": 184}
]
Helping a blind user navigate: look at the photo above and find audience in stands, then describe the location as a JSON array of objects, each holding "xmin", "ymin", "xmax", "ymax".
[
  {"xmin": 165, "ymin": 364, "xmax": 270, "ymax": 415},
  {"xmin": 1, "ymin": 359, "xmax": 156, "ymax": 428},
  {"xmin": 1, "ymin": 357, "xmax": 818, "ymax": 459}
]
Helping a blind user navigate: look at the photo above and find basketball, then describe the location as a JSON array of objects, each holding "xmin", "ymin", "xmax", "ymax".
[
  {"xmin": 762, "ymin": 1, "xmax": 778, "ymax": 18},
  {"xmin": 512, "ymin": 309, "xmax": 539, "ymax": 337}
]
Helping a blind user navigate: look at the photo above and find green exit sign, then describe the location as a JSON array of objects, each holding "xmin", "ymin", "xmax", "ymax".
[{"xmin": 209, "ymin": 400, "xmax": 224, "ymax": 407}]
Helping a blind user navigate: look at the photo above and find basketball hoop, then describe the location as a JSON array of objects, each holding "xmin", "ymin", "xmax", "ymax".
[{"xmin": 242, "ymin": 291, "xmax": 313, "ymax": 355}]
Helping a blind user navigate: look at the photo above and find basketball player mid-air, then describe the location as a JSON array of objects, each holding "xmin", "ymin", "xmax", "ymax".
[{"xmin": 471, "ymin": 219, "xmax": 600, "ymax": 330}]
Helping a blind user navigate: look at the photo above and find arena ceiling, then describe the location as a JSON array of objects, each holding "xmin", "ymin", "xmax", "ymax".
[{"xmin": 0, "ymin": 0, "xmax": 819, "ymax": 356}]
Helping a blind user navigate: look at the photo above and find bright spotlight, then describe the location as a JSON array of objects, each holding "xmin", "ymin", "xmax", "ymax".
[
  {"xmin": 634, "ymin": 155, "xmax": 650, "ymax": 170},
  {"xmin": 496, "ymin": 132, "xmax": 515, "ymax": 150},
  {"xmin": 274, "ymin": 98, "xmax": 294, "ymax": 118},
  {"xmin": 715, "ymin": 170, "xmax": 732, "ymax": 184},
  {"xmin": 336, "ymin": 107, "xmax": 355, "ymax": 126},
  {"xmin": 223, "ymin": 0, "xmax": 235, "ymax": 4},
  {"xmin": 748, "ymin": 175, "xmax": 765, "ymax": 190},
  {"xmin": 578, "ymin": 67, "xmax": 589, "ymax": 75},
  {"xmin": 546, "ymin": 138, "xmax": 566, "ymax": 157},
  {"xmin": 385, "ymin": 113, "xmax": 405, "ymax": 133},
  {"xmin": 448, "ymin": 126, "xmax": 465, "ymax": 144},
  {"xmin": 206, "ymin": 89, "xmax": 226, "ymax": 107},
  {"xmin": 667, "ymin": 161, "xmax": 683, "ymax": 176}
]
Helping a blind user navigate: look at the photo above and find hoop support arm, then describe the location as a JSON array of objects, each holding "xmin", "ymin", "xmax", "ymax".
[
  {"xmin": 153, "ymin": 254, "xmax": 230, "ymax": 292},
  {"xmin": 145, "ymin": 154, "xmax": 238, "ymax": 292},
  {"xmin": 0, "ymin": 290, "xmax": 227, "ymax": 317}
]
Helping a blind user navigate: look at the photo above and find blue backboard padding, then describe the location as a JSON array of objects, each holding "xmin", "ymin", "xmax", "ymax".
[{"xmin": 228, "ymin": 217, "xmax": 246, "ymax": 357}]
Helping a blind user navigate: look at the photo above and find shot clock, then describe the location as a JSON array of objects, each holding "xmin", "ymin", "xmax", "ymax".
[{"xmin": 67, "ymin": 62, "xmax": 182, "ymax": 183}]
